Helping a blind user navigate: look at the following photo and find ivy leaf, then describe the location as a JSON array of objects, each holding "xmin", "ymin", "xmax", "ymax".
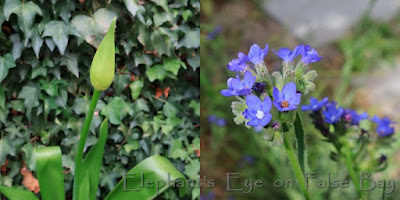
[
  {"xmin": 101, "ymin": 97, "xmax": 129, "ymax": 125},
  {"xmin": 4, "ymin": 0, "xmax": 42, "ymax": 45},
  {"xmin": 183, "ymin": 159, "xmax": 199, "ymax": 180},
  {"xmin": 10, "ymin": 34, "xmax": 22, "ymax": 60},
  {"xmin": 164, "ymin": 57, "xmax": 186, "ymax": 76},
  {"xmin": 146, "ymin": 64, "xmax": 167, "ymax": 82},
  {"xmin": 60, "ymin": 53, "xmax": 79, "ymax": 77},
  {"xmin": 178, "ymin": 29, "xmax": 200, "ymax": 49},
  {"xmin": 123, "ymin": 0, "xmax": 143, "ymax": 18},
  {"xmin": 18, "ymin": 85, "xmax": 39, "ymax": 119},
  {"xmin": 151, "ymin": 30, "xmax": 169, "ymax": 56},
  {"xmin": 113, "ymin": 74, "xmax": 131, "ymax": 95},
  {"xmin": 31, "ymin": 27, "xmax": 43, "ymax": 58},
  {"xmin": 42, "ymin": 20, "xmax": 71, "ymax": 55},
  {"xmin": 188, "ymin": 100, "xmax": 200, "ymax": 116},
  {"xmin": 71, "ymin": 8, "xmax": 117, "ymax": 48},
  {"xmin": 0, "ymin": 138, "xmax": 16, "ymax": 165},
  {"xmin": 169, "ymin": 139, "xmax": 187, "ymax": 161},
  {"xmin": 0, "ymin": 53, "xmax": 16, "ymax": 82},
  {"xmin": 129, "ymin": 79, "xmax": 144, "ymax": 100}
]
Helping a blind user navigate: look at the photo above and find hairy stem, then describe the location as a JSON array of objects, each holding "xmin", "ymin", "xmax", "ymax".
[
  {"xmin": 342, "ymin": 142, "xmax": 364, "ymax": 199},
  {"xmin": 283, "ymin": 132, "xmax": 312, "ymax": 200},
  {"xmin": 73, "ymin": 90, "xmax": 101, "ymax": 200}
]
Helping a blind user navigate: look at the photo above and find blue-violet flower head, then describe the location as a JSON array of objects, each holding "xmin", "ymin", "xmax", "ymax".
[
  {"xmin": 272, "ymin": 82, "xmax": 301, "ymax": 111},
  {"xmin": 322, "ymin": 103, "xmax": 344, "ymax": 124},
  {"xmin": 272, "ymin": 46, "xmax": 302, "ymax": 62},
  {"xmin": 243, "ymin": 95, "xmax": 272, "ymax": 127},
  {"xmin": 247, "ymin": 43, "xmax": 269, "ymax": 65},
  {"xmin": 301, "ymin": 97, "xmax": 328, "ymax": 111},
  {"xmin": 371, "ymin": 116, "xmax": 396, "ymax": 137},
  {"xmin": 300, "ymin": 45, "xmax": 322, "ymax": 64},
  {"xmin": 220, "ymin": 71, "xmax": 256, "ymax": 96},
  {"xmin": 227, "ymin": 52, "xmax": 249, "ymax": 72},
  {"xmin": 343, "ymin": 109, "xmax": 368, "ymax": 125}
]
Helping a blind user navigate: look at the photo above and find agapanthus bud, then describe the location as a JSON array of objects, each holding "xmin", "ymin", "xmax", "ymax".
[{"xmin": 90, "ymin": 19, "xmax": 116, "ymax": 91}]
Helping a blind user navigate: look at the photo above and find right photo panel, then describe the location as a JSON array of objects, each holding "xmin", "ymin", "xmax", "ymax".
[{"xmin": 201, "ymin": 0, "xmax": 400, "ymax": 199}]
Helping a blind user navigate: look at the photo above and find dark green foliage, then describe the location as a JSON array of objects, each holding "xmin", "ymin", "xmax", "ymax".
[{"xmin": 0, "ymin": 0, "xmax": 199, "ymax": 199}]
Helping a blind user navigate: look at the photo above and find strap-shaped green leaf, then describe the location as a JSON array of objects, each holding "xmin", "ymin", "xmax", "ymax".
[
  {"xmin": 80, "ymin": 118, "xmax": 109, "ymax": 200},
  {"xmin": 105, "ymin": 155, "xmax": 187, "ymax": 200},
  {"xmin": 35, "ymin": 146, "xmax": 65, "ymax": 200},
  {"xmin": 0, "ymin": 186, "xmax": 38, "ymax": 200}
]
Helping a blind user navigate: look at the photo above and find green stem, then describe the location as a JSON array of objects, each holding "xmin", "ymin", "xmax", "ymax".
[
  {"xmin": 342, "ymin": 142, "xmax": 364, "ymax": 199},
  {"xmin": 283, "ymin": 133, "xmax": 312, "ymax": 200},
  {"xmin": 73, "ymin": 90, "xmax": 101, "ymax": 200}
]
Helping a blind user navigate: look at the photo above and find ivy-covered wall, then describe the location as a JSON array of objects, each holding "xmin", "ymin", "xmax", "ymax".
[{"xmin": 0, "ymin": 0, "xmax": 200, "ymax": 199}]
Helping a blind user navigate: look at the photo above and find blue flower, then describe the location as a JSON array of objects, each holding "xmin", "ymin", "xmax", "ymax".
[
  {"xmin": 220, "ymin": 71, "xmax": 256, "ymax": 96},
  {"xmin": 207, "ymin": 115, "xmax": 217, "ymax": 123},
  {"xmin": 300, "ymin": 45, "xmax": 322, "ymax": 64},
  {"xmin": 272, "ymin": 82, "xmax": 301, "ymax": 111},
  {"xmin": 322, "ymin": 103, "xmax": 344, "ymax": 124},
  {"xmin": 200, "ymin": 192, "xmax": 215, "ymax": 200},
  {"xmin": 247, "ymin": 44, "xmax": 269, "ymax": 65},
  {"xmin": 272, "ymin": 46, "xmax": 302, "ymax": 62},
  {"xmin": 208, "ymin": 115, "xmax": 226, "ymax": 127},
  {"xmin": 207, "ymin": 26, "xmax": 222, "ymax": 40},
  {"xmin": 243, "ymin": 95, "xmax": 272, "ymax": 127},
  {"xmin": 343, "ymin": 109, "xmax": 368, "ymax": 125},
  {"xmin": 227, "ymin": 52, "xmax": 249, "ymax": 72},
  {"xmin": 301, "ymin": 97, "xmax": 328, "ymax": 111},
  {"xmin": 216, "ymin": 118, "xmax": 226, "ymax": 127},
  {"xmin": 371, "ymin": 116, "xmax": 396, "ymax": 137}
]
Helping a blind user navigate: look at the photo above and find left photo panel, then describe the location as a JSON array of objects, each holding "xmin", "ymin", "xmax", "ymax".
[{"xmin": 0, "ymin": 0, "xmax": 200, "ymax": 200}]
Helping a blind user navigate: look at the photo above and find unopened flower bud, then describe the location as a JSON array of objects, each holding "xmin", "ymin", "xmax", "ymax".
[{"xmin": 90, "ymin": 18, "xmax": 116, "ymax": 91}]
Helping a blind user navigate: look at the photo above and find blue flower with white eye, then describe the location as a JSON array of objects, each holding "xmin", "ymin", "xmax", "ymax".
[
  {"xmin": 300, "ymin": 45, "xmax": 322, "ymax": 64},
  {"xmin": 227, "ymin": 52, "xmax": 249, "ymax": 72},
  {"xmin": 247, "ymin": 44, "xmax": 269, "ymax": 65},
  {"xmin": 371, "ymin": 116, "xmax": 396, "ymax": 137},
  {"xmin": 272, "ymin": 82, "xmax": 301, "ymax": 112},
  {"xmin": 343, "ymin": 109, "xmax": 368, "ymax": 125},
  {"xmin": 273, "ymin": 46, "xmax": 302, "ymax": 62},
  {"xmin": 243, "ymin": 95, "xmax": 272, "ymax": 128},
  {"xmin": 322, "ymin": 103, "xmax": 344, "ymax": 124},
  {"xmin": 301, "ymin": 97, "xmax": 329, "ymax": 111},
  {"xmin": 220, "ymin": 71, "xmax": 256, "ymax": 97}
]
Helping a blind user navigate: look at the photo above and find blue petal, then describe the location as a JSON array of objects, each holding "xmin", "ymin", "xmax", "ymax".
[
  {"xmin": 301, "ymin": 105, "xmax": 311, "ymax": 111},
  {"xmin": 273, "ymin": 100, "xmax": 283, "ymax": 111},
  {"xmin": 246, "ymin": 95, "xmax": 262, "ymax": 110},
  {"xmin": 259, "ymin": 113, "xmax": 272, "ymax": 127},
  {"xmin": 272, "ymin": 87, "xmax": 281, "ymax": 101},
  {"xmin": 247, "ymin": 118, "xmax": 259, "ymax": 126},
  {"xmin": 282, "ymin": 82, "xmax": 297, "ymax": 100},
  {"xmin": 290, "ymin": 93, "xmax": 301, "ymax": 106},
  {"xmin": 243, "ymin": 71, "xmax": 256, "ymax": 88},
  {"xmin": 220, "ymin": 89, "xmax": 233, "ymax": 97},
  {"xmin": 262, "ymin": 96, "xmax": 272, "ymax": 112}
]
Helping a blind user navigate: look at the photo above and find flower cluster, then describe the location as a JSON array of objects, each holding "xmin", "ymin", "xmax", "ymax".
[
  {"xmin": 221, "ymin": 43, "xmax": 321, "ymax": 132},
  {"xmin": 302, "ymin": 97, "xmax": 396, "ymax": 137}
]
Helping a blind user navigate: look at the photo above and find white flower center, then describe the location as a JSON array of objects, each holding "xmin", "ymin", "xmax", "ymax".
[{"xmin": 256, "ymin": 110, "xmax": 265, "ymax": 119}]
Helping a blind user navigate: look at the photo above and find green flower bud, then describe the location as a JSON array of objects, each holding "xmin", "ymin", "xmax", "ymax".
[{"xmin": 90, "ymin": 18, "xmax": 116, "ymax": 91}]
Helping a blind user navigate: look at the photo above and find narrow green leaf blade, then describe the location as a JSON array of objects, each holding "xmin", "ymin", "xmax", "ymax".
[
  {"xmin": 294, "ymin": 111, "xmax": 306, "ymax": 173},
  {"xmin": 105, "ymin": 155, "xmax": 187, "ymax": 200},
  {"xmin": 0, "ymin": 186, "xmax": 38, "ymax": 200},
  {"xmin": 81, "ymin": 118, "xmax": 109, "ymax": 200},
  {"xmin": 35, "ymin": 146, "xmax": 65, "ymax": 200}
]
